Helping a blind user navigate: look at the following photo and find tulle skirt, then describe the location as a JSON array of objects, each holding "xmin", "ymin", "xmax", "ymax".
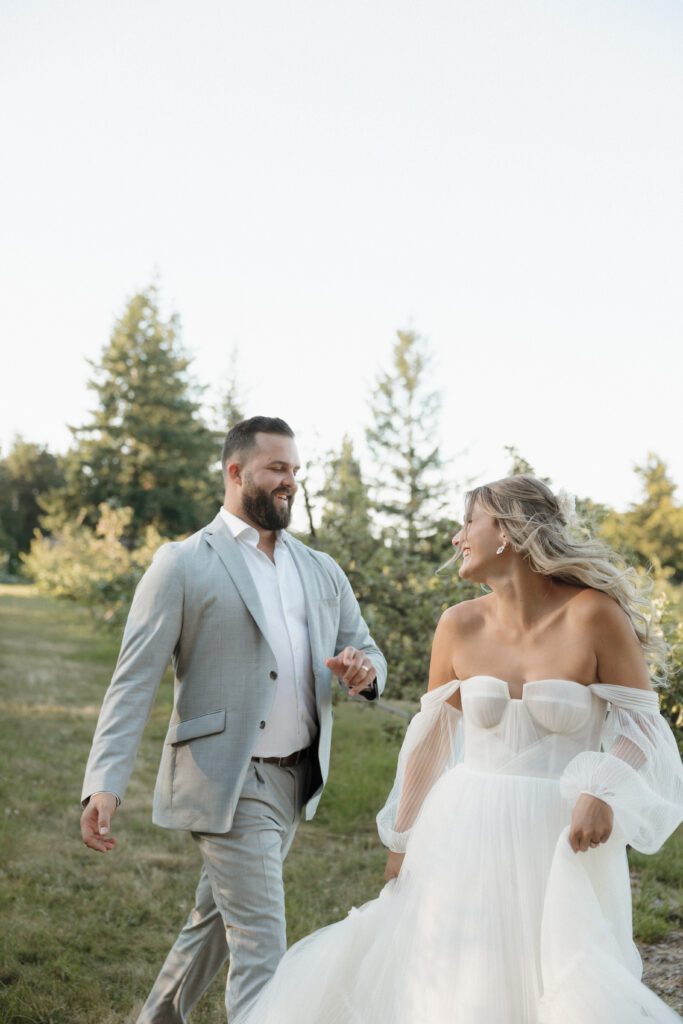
[{"xmin": 237, "ymin": 764, "xmax": 681, "ymax": 1024}]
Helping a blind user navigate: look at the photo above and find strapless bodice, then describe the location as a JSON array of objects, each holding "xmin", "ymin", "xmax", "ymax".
[{"xmin": 459, "ymin": 676, "xmax": 607, "ymax": 778}]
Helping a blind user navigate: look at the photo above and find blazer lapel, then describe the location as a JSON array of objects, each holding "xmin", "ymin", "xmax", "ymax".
[{"xmin": 203, "ymin": 514, "xmax": 275, "ymax": 657}]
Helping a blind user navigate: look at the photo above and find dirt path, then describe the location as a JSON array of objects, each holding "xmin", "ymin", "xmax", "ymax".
[{"xmin": 641, "ymin": 931, "xmax": 683, "ymax": 1014}]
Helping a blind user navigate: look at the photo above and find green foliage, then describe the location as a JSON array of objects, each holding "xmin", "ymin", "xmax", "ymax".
[
  {"xmin": 314, "ymin": 333, "xmax": 475, "ymax": 700},
  {"xmin": 316, "ymin": 436, "xmax": 375, "ymax": 598},
  {"xmin": 0, "ymin": 437, "xmax": 64, "ymax": 574},
  {"xmin": 43, "ymin": 285, "xmax": 220, "ymax": 540},
  {"xmin": 22, "ymin": 504, "xmax": 165, "ymax": 627},
  {"xmin": 6, "ymin": 296, "xmax": 683, "ymax": 716},
  {"xmin": 504, "ymin": 445, "xmax": 548, "ymax": 481},
  {"xmin": 658, "ymin": 583, "xmax": 683, "ymax": 747},
  {"xmin": 367, "ymin": 537, "xmax": 476, "ymax": 700},
  {"xmin": 600, "ymin": 454, "xmax": 683, "ymax": 585},
  {"xmin": 362, "ymin": 332, "xmax": 473, "ymax": 698}
]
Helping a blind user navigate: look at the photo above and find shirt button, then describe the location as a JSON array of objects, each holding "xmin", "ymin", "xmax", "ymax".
[
  {"xmin": 270, "ymin": 670, "xmax": 278, "ymax": 680},
  {"xmin": 259, "ymin": 721, "xmax": 266, "ymax": 729}
]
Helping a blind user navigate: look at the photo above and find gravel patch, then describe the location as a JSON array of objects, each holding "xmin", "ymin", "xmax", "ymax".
[{"xmin": 641, "ymin": 932, "xmax": 683, "ymax": 1015}]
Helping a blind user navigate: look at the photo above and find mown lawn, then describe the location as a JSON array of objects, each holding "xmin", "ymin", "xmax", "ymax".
[{"xmin": 0, "ymin": 586, "xmax": 680, "ymax": 1022}]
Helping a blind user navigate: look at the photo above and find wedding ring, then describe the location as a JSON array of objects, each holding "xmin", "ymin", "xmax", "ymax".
[{"xmin": 359, "ymin": 665, "xmax": 369, "ymax": 674}]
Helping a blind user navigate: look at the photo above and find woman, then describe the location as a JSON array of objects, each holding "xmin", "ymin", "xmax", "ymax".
[{"xmin": 238, "ymin": 476, "xmax": 683, "ymax": 1023}]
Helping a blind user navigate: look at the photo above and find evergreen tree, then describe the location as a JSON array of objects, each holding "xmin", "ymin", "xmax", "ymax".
[
  {"xmin": 600, "ymin": 454, "xmax": 683, "ymax": 584},
  {"xmin": 364, "ymin": 330, "xmax": 468, "ymax": 698},
  {"xmin": 504, "ymin": 446, "xmax": 558, "ymax": 486},
  {"xmin": 504, "ymin": 446, "xmax": 537, "ymax": 478},
  {"xmin": 0, "ymin": 437, "xmax": 64, "ymax": 573},
  {"xmin": 0, "ymin": 458, "xmax": 10, "ymax": 567},
  {"xmin": 366, "ymin": 329, "xmax": 447, "ymax": 550},
  {"xmin": 317, "ymin": 436, "xmax": 375, "ymax": 597},
  {"xmin": 212, "ymin": 345, "xmax": 246, "ymax": 434},
  {"xmin": 44, "ymin": 286, "xmax": 219, "ymax": 539}
]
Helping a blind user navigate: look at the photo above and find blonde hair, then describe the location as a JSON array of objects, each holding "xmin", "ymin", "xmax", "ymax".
[{"xmin": 454, "ymin": 475, "xmax": 667, "ymax": 682}]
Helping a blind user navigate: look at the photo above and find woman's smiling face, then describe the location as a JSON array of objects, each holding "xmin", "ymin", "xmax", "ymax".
[{"xmin": 452, "ymin": 499, "xmax": 507, "ymax": 582}]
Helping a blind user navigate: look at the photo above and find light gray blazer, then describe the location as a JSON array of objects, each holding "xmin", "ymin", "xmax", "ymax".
[{"xmin": 81, "ymin": 513, "xmax": 387, "ymax": 832}]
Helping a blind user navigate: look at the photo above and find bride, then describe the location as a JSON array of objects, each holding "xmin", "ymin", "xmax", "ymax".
[{"xmin": 237, "ymin": 475, "xmax": 683, "ymax": 1024}]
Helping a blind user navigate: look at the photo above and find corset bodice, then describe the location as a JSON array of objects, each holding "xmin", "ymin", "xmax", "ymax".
[{"xmin": 460, "ymin": 677, "xmax": 607, "ymax": 778}]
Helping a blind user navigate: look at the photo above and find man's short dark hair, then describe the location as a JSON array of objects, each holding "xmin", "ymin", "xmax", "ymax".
[{"xmin": 221, "ymin": 417, "xmax": 295, "ymax": 472}]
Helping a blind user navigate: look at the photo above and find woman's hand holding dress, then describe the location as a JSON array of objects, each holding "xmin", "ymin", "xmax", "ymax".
[
  {"xmin": 568, "ymin": 792, "xmax": 613, "ymax": 852},
  {"xmin": 384, "ymin": 851, "xmax": 405, "ymax": 881}
]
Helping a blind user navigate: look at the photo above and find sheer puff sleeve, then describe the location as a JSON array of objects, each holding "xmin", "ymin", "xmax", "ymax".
[
  {"xmin": 560, "ymin": 684, "xmax": 683, "ymax": 853},
  {"xmin": 376, "ymin": 680, "xmax": 463, "ymax": 853}
]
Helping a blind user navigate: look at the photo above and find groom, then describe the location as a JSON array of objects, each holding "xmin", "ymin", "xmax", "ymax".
[{"xmin": 80, "ymin": 416, "xmax": 387, "ymax": 1023}]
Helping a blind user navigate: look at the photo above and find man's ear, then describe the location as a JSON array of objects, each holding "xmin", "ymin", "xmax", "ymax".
[{"xmin": 226, "ymin": 461, "xmax": 243, "ymax": 485}]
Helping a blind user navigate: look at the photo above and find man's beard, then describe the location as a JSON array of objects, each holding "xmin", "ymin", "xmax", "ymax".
[{"xmin": 241, "ymin": 476, "xmax": 293, "ymax": 531}]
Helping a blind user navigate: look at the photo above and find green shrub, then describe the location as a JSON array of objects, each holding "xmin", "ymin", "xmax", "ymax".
[{"xmin": 22, "ymin": 504, "xmax": 166, "ymax": 627}]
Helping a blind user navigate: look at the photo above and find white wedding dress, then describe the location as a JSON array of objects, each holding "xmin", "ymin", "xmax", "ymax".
[{"xmin": 237, "ymin": 677, "xmax": 683, "ymax": 1024}]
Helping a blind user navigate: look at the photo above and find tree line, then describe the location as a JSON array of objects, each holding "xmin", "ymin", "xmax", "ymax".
[{"xmin": 1, "ymin": 285, "xmax": 682, "ymax": 720}]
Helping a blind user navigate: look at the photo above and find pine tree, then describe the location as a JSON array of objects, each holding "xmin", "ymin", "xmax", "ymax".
[
  {"xmin": 317, "ymin": 436, "xmax": 375, "ymax": 597},
  {"xmin": 504, "ymin": 446, "xmax": 536, "ymax": 478},
  {"xmin": 212, "ymin": 345, "xmax": 246, "ymax": 434},
  {"xmin": 0, "ymin": 437, "xmax": 64, "ymax": 573},
  {"xmin": 363, "ymin": 330, "xmax": 468, "ymax": 698},
  {"xmin": 45, "ymin": 286, "xmax": 219, "ymax": 539},
  {"xmin": 366, "ymin": 330, "xmax": 447, "ymax": 551}
]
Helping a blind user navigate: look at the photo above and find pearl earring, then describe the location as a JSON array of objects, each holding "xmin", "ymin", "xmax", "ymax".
[{"xmin": 496, "ymin": 541, "xmax": 507, "ymax": 555}]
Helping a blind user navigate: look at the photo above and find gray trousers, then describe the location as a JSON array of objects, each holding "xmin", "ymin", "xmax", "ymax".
[{"xmin": 137, "ymin": 758, "xmax": 311, "ymax": 1023}]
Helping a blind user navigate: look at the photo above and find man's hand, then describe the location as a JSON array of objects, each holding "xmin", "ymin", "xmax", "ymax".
[
  {"xmin": 325, "ymin": 647, "xmax": 377, "ymax": 696},
  {"xmin": 384, "ymin": 851, "xmax": 405, "ymax": 882},
  {"xmin": 80, "ymin": 792, "xmax": 119, "ymax": 853},
  {"xmin": 568, "ymin": 793, "xmax": 613, "ymax": 853}
]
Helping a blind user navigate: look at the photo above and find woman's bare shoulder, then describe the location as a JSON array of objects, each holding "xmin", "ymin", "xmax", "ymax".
[
  {"xmin": 566, "ymin": 587, "xmax": 633, "ymax": 633},
  {"xmin": 567, "ymin": 588, "xmax": 650, "ymax": 687},
  {"xmin": 429, "ymin": 597, "xmax": 490, "ymax": 697},
  {"xmin": 438, "ymin": 594, "xmax": 491, "ymax": 637}
]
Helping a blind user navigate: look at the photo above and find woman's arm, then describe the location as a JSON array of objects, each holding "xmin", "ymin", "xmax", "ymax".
[
  {"xmin": 588, "ymin": 590, "xmax": 654, "ymax": 768},
  {"xmin": 568, "ymin": 592, "xmax": 652, "ymax": 852},
  {"xmin": 396, "ymin": 608, "xmax": 463, "ymax": 829},
  {"xmin": 589, "ymin": 590, "xmax": 651, "ymax": 691},
  {"xmin": 384, "ymin": 608, "xmax": 464, "ymax": 879},
  {"xmin": 564, "ymin": 591, "xmax": 682, "ymax": 854},
  {"xmin": 428, "ymin": 606, "xmax": 465, "ymax": 698}
]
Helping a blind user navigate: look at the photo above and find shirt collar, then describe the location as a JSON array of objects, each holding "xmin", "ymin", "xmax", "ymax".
[{"xmin": 219, "ymin": 507, "xmax": 285, "ymax": 550}]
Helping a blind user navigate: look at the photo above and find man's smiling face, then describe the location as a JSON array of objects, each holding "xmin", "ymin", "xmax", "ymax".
[{"xmin": 237, "ymin": 432, "xmax": 300, "ymax": 531}]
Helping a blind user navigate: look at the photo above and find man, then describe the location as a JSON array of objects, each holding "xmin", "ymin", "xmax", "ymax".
[{"xmin": 80, "ymin": 416, "xmax": 386, "ymax": 1023}]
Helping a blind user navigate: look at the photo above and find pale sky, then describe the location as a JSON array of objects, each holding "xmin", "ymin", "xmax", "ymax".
[{"xmin": 1, "ymin": 0, "xmax": 682, "ymax": 518}]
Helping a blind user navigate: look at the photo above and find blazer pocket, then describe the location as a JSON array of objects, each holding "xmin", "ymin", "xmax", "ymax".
[
  {"xmin": 166, "ymin": 709, "xmax": 226, "ymax": 746},
  {"xmin": 319, "ymin": 596, "xmax": 340, "ymax": 622}
]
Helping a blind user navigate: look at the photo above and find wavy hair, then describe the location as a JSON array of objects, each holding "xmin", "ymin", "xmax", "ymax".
[{"xmin": 451, "ymin": 475, "xmax": 667, "ymax": 682}]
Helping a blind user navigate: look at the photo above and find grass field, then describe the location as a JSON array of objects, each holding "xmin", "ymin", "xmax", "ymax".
[{"xmin": 1, "ymin": 586, "xmax": 681, "ymax": 1022}]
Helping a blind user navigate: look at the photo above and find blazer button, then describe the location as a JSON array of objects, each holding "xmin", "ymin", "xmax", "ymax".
[
  {"xmin": 259, "ymin": 720, "xmax": 266, "ymax": 729},
  {"xmin": 269, "ymin": 670, "xmax": 278, "ymax": 680}
]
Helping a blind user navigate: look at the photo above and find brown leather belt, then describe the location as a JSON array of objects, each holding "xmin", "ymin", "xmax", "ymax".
[{"xmin": 251, "ymin": 747, "xmax": 310, "ymax": 768}]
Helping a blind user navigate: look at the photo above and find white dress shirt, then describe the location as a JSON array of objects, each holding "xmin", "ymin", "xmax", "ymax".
[{"xmin": 219, "ymin": 508, "xmax": 318, "ymax": 757}]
